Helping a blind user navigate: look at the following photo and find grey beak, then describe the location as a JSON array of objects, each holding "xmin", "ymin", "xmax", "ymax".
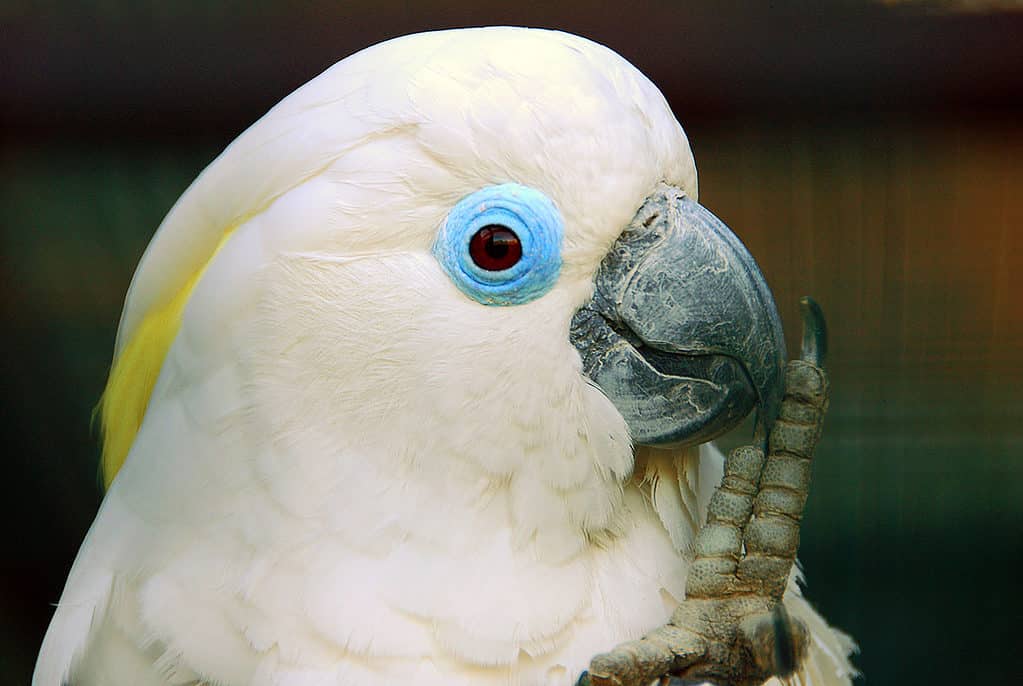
[{"xmin": 570, "ymin": 183, "xmax": 786, "ymax": 446}]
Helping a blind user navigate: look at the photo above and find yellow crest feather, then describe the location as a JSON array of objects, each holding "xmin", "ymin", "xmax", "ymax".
[{"xmin": 99, "ymin": 233, "xmax": 232, "ymax": 488}]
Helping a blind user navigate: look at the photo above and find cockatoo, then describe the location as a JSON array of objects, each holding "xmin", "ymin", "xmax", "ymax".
[{"xmin": 35, "ymin": 27, "xmax": 855, "ymax": 686}]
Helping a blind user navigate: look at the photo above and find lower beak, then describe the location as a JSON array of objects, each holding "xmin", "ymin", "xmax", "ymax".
[{"xmin": 570, "ymin": 183, "xmax": 786, "ymax": 446}]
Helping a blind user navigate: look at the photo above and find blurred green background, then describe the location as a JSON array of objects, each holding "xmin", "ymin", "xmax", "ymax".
[{"xmin": 2, "ymin": 1, "xmax": 1022, "ymax": 684}]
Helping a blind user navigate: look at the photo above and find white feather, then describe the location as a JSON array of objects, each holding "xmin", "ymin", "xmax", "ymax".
[{"xmin": 36, "ymin": 27, "xmax": 852, "ymax": 686}]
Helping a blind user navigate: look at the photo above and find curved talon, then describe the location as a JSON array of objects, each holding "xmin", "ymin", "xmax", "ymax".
[
  {"xmin": 769, "ymin": 603, "xmax": 801, "ymax": 677},
  {"xmin": 798, "ymin": 296, "xmax": 827, "ymax": 368},
  {"xmin": 738, "ymin": 605, "xmax": 810, "ymax": 681}
]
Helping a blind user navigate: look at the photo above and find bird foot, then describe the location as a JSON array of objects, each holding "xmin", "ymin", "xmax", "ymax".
[{"xmin": 580, "ymin": 298, "xmax": 829, "ymax": 686}]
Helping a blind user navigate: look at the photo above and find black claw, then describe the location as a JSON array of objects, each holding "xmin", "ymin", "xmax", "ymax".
[
  {"xmin": 798, "ymin": 296, "xmax": 827, "ymax": 368},
  {"xmin": 771, "ymin": 604, "xmax": 798, "ymax": 678},
  {"xmin": 575, "ymin": 670, "xmax": 591, "ymax": 686}
]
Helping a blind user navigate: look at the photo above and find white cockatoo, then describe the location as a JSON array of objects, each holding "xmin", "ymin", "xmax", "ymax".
[{"xmin": 35, "ymin": 27, "xmax": 856, "ymax": 686}]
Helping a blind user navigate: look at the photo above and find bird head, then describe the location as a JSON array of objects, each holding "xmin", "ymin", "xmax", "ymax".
[{"xmin": 102, "ymin": 28, "xmax": 784, "ymax": 517}]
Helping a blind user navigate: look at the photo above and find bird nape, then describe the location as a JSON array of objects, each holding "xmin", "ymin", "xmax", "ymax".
[{"xmin": 35, "ymin": 27, "xmax": 856, "ymax": 686}]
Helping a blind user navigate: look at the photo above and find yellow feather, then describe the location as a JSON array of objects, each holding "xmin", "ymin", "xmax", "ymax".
[{"xmin": 99, "ymin": 232, "xmax": 233, "ymax": 488}]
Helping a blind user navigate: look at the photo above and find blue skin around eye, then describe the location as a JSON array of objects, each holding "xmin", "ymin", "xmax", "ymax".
[{"xmin": 433, "ymin": 184, "xmax": 564, "ymax": 306}]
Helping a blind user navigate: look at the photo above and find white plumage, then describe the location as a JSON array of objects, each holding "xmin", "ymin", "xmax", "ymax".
[{"xmin": 36, "ymin": 27, "xmax": 854, "ymax": 686}]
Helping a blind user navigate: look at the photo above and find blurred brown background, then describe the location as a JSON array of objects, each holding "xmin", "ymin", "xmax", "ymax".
[{"xmin": 2, "ymin": 1, "xmax": 1022, "ymax": 684}]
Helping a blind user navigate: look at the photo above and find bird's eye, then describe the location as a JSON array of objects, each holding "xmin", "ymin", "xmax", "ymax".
[
  {"xmin": 433, "ymin": 183, "xmax": 563, "ymax": 306},
  {"xmin": 469, "ymin": 225, "xmax": 522, "ymax": 271}
]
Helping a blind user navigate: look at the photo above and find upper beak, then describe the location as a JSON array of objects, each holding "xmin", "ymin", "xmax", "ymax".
[{"xmin": 570, "ymin": 183, "xmax": 786, "ymax": 446}]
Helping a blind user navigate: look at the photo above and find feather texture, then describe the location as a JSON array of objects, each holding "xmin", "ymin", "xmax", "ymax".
[{"xmin": 36, "ymin": 27, "xmax": 852, "ymax": 686}]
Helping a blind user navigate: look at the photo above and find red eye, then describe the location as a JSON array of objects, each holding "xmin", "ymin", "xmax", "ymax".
[{"xmin": 469, "ymin": 225, "xmax": 522, "ymax": 271}]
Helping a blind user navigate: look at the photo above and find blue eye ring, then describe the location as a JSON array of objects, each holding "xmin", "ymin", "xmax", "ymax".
[{"xmin": 433, "ymin": 183, "xmax": 563, "ymax": 306}]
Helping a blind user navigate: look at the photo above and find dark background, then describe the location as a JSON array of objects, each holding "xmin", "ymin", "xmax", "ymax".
[{"xmin": 3, "ymin": 1, "xmax": 1022, "ymax": 683}]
